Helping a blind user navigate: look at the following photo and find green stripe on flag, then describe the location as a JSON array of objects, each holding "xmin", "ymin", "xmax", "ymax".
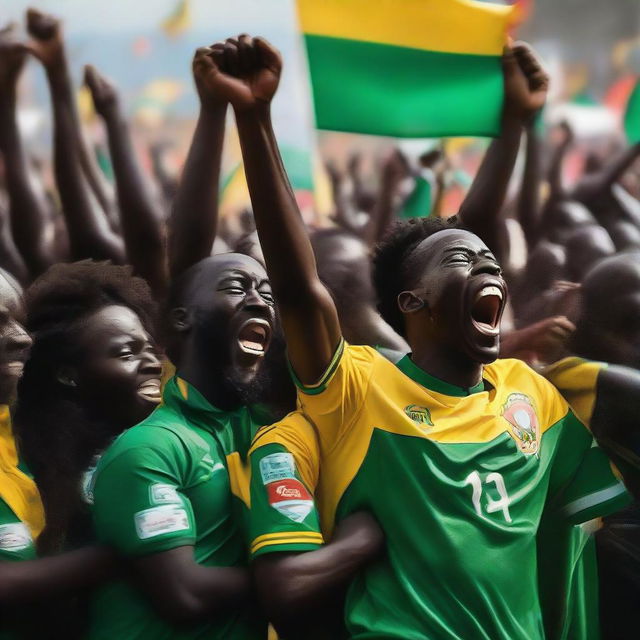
[
  {"xmin": 624, "ymin": 80, "xmax": 640, "ymax": 144},
  {"xmin": 305, "ymin": 35, "xmax": 504, "ymax": 138},
  {"xmin": 400, "ymin": 176, "xmax": 432, "ymax": 219}
]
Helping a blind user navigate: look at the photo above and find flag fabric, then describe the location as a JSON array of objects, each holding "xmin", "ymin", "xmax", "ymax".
[
  {"xmin": 400, "ymin": 175, "xmax": 433, "ymax": 219},
  {"xmin": 296, "ymin": 0, "xmax": 514, "ymax": 138},
  {"xmin": 161, "ymin": 0, "xmax": 191, "ymax": 38},
  {"xmin": 624, "ymin": 78, "xmax": 640, "ymax": 143}
]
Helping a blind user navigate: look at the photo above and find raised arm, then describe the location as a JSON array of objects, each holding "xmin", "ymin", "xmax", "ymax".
[
  {"xmin": 208, "ymin": 36, "xmax": 341, "ymax": 384},
  {"xmin": 545, "ymin": 122, "xmax": 573, "ymax": 207},
  {"xmin": 517, "ymin": 122, "xmax": 544, "ymax": 248},
  {"xmin": 0, "ymin": 27, "xmax": 55, "ymax": 277},
  {"xmin": 85, "ymin": 65, "xmax": 167, "ymax": 296},
  {"xmin": 168, "ymin": 47, "xmax": 227, "ymax": 278},
  {"xmin": 25, "ymin": 9, "xmax": 124, "ymax": 263},
  {"xmin": 458, "ymin": 43, "xmax": 549, "ymax": 262}
]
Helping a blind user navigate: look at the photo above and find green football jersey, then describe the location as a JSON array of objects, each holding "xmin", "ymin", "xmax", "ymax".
[
  {"xmin": 288, "ymin": 342, "xmax": 630, "ymax": 640},
  {"xmin": 89, "ymin": 376, "xmax": 266, "ymax": 640}
]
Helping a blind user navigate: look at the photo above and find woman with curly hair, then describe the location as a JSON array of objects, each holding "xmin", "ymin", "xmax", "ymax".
[{"xmin": 14, "ymin": 260, "xmax": 163, "ymax": 555}]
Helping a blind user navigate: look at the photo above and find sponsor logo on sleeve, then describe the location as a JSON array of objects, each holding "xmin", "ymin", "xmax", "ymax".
[
  {"xmin": 501, "ymin": 393, "xmax": 540, "ymax": 455},
  {"xmin": 0, "ymin": 523, "xmax": 33, "ymax": 552},
  {"xmin": 266, "ymin": 478, "xmax": 314, "ymax": 523},
  {"xmin": 259, "ymin": 452, "xmax": 296, "ymax": 484},
  {"xmin": 149, "ymin": 484, "xmax": 181, "ymax": 505},
  {"xmin": 134, "ymin": 505, "xmax": 190, "ymax": 540}
]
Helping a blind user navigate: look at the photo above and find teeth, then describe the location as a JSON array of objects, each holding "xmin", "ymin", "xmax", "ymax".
[{"xmin": 477, "ymin": 286, "xmax": 503, "ymax": 300}]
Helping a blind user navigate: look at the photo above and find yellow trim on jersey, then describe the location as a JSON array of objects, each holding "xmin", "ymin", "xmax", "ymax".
[
  {"xmin": 292, "ymin": 339, "xmax": 345, "ymax": 395},
  {"xmin": 226, "ymin": 452, "xmax": 251, "ymax": 508},
  {"xmin": 251, "ymin": 531, "xmax": 324, "ymax": 554},
  {"xmin": 543, "ymin": 357, "xmax": 605, "ymax": 427}
]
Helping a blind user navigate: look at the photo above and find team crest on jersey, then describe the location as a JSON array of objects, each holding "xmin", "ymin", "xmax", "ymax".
[
  {"xmin": 404, "ymin": 404, "xmax": 434, "ymax": 428},
  {"xmin": 501, "ymin": 393, "xmax": 539, "ymax": 455}
]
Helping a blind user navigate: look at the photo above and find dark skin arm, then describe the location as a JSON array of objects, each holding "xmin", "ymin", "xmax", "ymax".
[
  {"xmin": 253, "ymin": 512, "xmax": 384, "ymax": 639},
  {"xmin": 208, "ymin": 35, "xmax": 341, "ymax": 384},
  {"xmin": 586, "ymin": 365, "xmax": 640, "ymax": 497},
  {"xmin": 517, "ymin": 122, "xmax": 543, "ymax": 248},
  {"xmin": 131, "ymin": 546, "xmax": 250, "ymax": 625},
  {"xmin": 545, "ymin": 122, "xmax": 573, "ymax": 208},
  {"xmin": 0, "ymin": 546, "xmax": 116, "ymax": 605},
  {"xmin": 362, "ymin": 150, "xmax": 409, "ymax": 247},
  {"xmin": 168, "ymin": 46, "xmax": 227, "ymax": 278},
  {"xmin": 84, "ymin": 65, "xmax": 167, "ymax": 296},
  {"xmin": 0, "ymin": 27, "xmax": 55, "ymax": 277},
  {"xmin": 0, "ymin": 202, "xmax": 29, "ymax": 284},
  {"xmin": 458, "ymin": 43, "xmax": 549, "ymax": 263},
  {"xmin": 25, "ymin": 9, "xmax": 125, "ymax": 263}
]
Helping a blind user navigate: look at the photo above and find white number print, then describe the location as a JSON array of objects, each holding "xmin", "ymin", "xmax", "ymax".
[{"xmin": 463, "ymin": 471, "xmax": 512, "ymax": 523}]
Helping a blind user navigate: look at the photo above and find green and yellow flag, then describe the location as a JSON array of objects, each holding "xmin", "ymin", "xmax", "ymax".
[{"xmin": 297, "ymin": 0, "xmax": 514, "ymax": 138}]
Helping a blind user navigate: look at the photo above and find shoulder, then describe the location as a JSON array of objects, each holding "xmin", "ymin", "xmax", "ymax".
[
  {"xmin": 486, "ymin": 358, "xmax": 571, "ymax": 427},
  {"xmin": 250, "ymin": 411, "xmax": 318, "ymax": 458}
]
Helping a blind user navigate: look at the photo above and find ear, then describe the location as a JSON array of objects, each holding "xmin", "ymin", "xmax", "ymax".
[
  {"xmin": 397, "ymin": 291, "xmax": 426, "ymax": 314},
  {"xmin": 56, "ymin": 366, "xmax": 78, "ymax": 388},
  {"xmin": 169, "ymin": 307, "xmax": 191, "ymax": 334}
]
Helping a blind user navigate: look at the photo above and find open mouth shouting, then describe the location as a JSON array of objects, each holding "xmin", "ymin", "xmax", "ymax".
[
  {"xmin": 237, "ymin": 318, "xmax": 272, "ymax": 357},
  {"xmin": 470, "ymin": 285, "xmax": 504, "ymax": 336},
  {"xmin": 137, "ymin": 378, "xmax": 162, "ymax": 403}
]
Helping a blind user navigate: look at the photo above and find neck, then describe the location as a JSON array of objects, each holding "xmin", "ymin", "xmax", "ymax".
[
  {"xmin": 177, "ymin": 359, "xmax": 233, "ymax": 410},
  {"xmin": 410, "ymin": 343, "xmax": 483, "ymax": 390}
]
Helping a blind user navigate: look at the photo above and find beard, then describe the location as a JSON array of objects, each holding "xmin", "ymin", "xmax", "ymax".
[{"xmin": 218, "ymin": 324, "xmax": 296, "ymax": 416}]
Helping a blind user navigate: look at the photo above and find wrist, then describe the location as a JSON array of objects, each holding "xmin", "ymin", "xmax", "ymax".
[{"xmin": 233, "ymin": 102, "xmax": 271, "ymax": 125}]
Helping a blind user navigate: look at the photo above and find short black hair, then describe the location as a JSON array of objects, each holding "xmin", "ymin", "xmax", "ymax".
[{"xmin": 372, "ymin": 216, "xmax": 462, "ymax": 336}]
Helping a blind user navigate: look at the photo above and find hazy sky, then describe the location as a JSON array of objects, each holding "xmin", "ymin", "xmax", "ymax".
[{"xmin": 2, "ymin": 0, "xmax": 295, "ymax": 34}]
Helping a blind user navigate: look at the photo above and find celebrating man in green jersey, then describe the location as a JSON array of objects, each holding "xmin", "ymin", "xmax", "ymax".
[{"xmin": 206, "ymin": 35, "xmax": 633, "ymax": 639}]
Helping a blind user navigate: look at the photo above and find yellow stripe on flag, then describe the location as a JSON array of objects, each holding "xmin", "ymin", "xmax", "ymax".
[{"xmin": 297, "ymin": 0, "xmax": 513, "ymax": 57}]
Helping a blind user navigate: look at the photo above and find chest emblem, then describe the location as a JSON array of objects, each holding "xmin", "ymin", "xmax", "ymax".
[
  {"xmin": 501, "ymin": 393, "xmax": 539, "ymax": 455},
  {"xmin": 404, "ymin": 404, "xmax": 434, "ymax": 428}
]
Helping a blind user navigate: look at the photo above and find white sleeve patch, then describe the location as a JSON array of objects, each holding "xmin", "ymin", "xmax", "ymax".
[
  {"xmin": 259, "ymin": 452, "xmax": 296, "ymax": 484},
  {"xmin": 134, "ymin": 505, "xmax": 190, "ymax": 540},
  {"xmin": 0, "ymin": 523, "xmax": 33, "ymax": 552},
  {"xmin": 149, "ymin": 483, "xmax": 181, "ymax": 505}
]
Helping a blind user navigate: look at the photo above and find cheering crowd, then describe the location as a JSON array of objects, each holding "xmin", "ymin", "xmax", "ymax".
[{"xmin": 1, "ymin": 6, "xmax": 640, "ymax": 640}]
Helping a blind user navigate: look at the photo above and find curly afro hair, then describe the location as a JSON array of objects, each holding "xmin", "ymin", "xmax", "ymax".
[
  {"xmin": 372, "ymin": 216, "xmax": 463, "ymax": 337},
  {"xmin": 14, "ymin": 260, "xmax": 158, "ymax": 553}
]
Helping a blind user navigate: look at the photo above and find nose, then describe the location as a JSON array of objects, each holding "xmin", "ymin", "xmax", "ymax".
[
  {"xmin": 243, "ymin": 287, "xmax": 271, "ymax": 313},
  {"xmin": 6, "ymin": 321, "xmax": 33, "ymax": 355},
  {"xmin": 140, "ymin": 348, "xmax": 163, "ymax": 375},
  {"xmin": 471, "ymin": 258, "xmax": 502, "ymax": 277}
]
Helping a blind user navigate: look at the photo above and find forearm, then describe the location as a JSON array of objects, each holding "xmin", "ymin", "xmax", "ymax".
[
  {"xmin": 600, "ymin": 143, "xmax": 640, "ymax": 189},
  {"xmin": 0, "ymin": 546, "xmax": 116, "ymax": 605},
  {"xmin": 518, "ymin": 124, "xmax": 542, "ymax": 247},
  {"xmin": 458, "ymin": 114, "xmax": 522, "ymax": 260},
  {"xmin": 363, "ymin": 174, "xmax": 398, "ymax": 247},
  {"xmin": 0, "ymin": 96, "xmax": 53, "ymax": 276},
  {"xmin": 46, "ymin": 63, "xmax": 124, "ymax": 262},
  {"xmin": 103, "ymin": 109, "xmax": 167, "ymax": 293},
  {"xmin": 168, "ymin": 105, "xmax": 226, "ymax": 277}
]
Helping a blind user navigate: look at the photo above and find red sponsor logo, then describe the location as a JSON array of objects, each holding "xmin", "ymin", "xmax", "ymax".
[{"xmin": 267, "ymin": 478, "xmax": 311, "ymax": 504}]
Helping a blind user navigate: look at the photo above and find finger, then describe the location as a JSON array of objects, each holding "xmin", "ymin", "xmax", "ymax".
[
  {"xmin": 253, "ymin": 36, "xmax": 282, "ymax": 73},
  {"xmin": 237, "ymin": 33, "xmax": 252, "ymax": 74},
  {"xmin": 223, "ymin": 40, "xmax": 240, "ymax": 76}
]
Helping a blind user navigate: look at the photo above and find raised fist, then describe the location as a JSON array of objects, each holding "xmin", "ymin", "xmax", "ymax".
[
  {"xmin": 502, "ymin": 42, "xmax": 549, "ymax": 123},
  {"xmin": 25, "ymin": 8, "xmax": 64, "ymax": 70},
  {"xmin": 0, "ymin": 23, "xmax": 28, "ymax": 88},
  {"xmin": 84, "ymin": 65, "xmax": 119, "ymax": 119},
  {"xmin": 200, "ymin": 35, "xmax": 282, "ymax": 112}
]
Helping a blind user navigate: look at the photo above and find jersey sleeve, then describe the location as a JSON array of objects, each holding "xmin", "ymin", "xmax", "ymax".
[
  {"xmin": 92, "ymin": 435, "xmax": 196, "ymax": 557},
  {"xmin": 248, "ymin": 414, "xmax": 323, "ymax": 559},
  {"xmin": 546, "ymin": 409, "xmax": 631, "ymax": 525},
  {"xmin": 0, "ymin": 498, "xmax": 36, "ymax": 562},
  {"xmin": 292, "ymin": 340, "xmax": 377, "ymax": 450}
]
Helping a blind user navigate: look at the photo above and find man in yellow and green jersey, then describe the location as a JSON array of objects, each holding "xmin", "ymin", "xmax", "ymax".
[{"xmin": 215, "ymin": 34, "xmax": 634, "ymax": 639}]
